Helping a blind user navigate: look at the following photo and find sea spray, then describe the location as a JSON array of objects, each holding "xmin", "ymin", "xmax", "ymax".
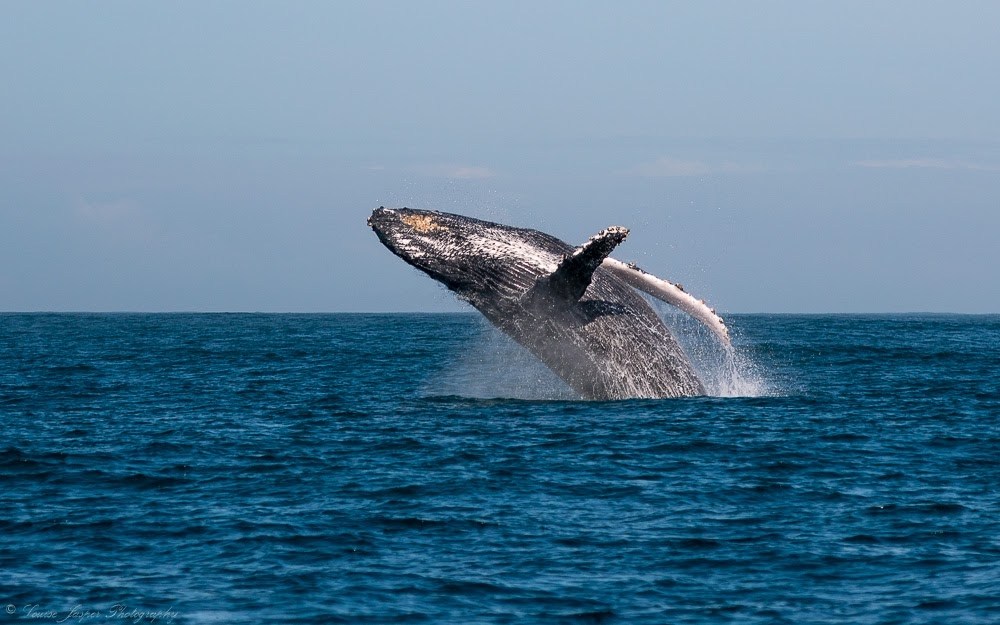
[
  {"xmin": 648, "ymin": 299, "xmax": 775, "ymax": 398},
  {"xmin": 428, "ymin": 317, "xmax": 578, "ymax": 400},
  {"xmin": 429, "ymin": 307, "xmax": 774, "ymax": 401}
]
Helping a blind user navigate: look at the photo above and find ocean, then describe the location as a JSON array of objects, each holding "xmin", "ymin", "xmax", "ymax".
[{"xmin": 1, "ymin": 313, "xmax": 997, "ymax": 624}]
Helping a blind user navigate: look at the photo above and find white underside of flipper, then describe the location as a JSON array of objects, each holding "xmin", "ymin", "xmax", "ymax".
[{"xmin": 602, "ymin": 258, "xmax": 731, "ymax": 346}]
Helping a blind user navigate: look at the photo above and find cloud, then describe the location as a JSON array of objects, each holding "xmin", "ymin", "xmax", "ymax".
[
  {"xmin": 447, "ymin": 165, "xmax": 496, "ymax": 179},
  {"xmin": 73, "ymin": 197, "xmax": 158, "ymax": 242},
  {"xmin": 855, "ymin": 158, "xmax": 1000, "ymax": 172},
  {"xmin": 411, "ymin": 164, "xmax": 497, "ymax": 179},
  {"xmin": 74, "ymin": 197, "xmax": 142, "ymax": 223},
  {"xmin": 623, "ymin": 157, "xmax": 756, "ymax": 177}
]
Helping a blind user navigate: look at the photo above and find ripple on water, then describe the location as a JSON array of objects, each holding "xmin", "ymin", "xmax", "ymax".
[{"xmin": 0, "ymin": 313, "xmax": 997, "ymax": 624}]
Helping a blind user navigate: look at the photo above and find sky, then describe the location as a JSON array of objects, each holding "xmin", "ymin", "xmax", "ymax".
[{"xmin": 2, "ymin": 1, "xmax": 998, "ymax": 313}]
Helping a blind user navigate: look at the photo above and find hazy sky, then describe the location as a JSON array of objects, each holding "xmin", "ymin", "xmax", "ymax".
[{"xmin": 2, "ymin": 1, "xmax": 998, "ymax": 312}]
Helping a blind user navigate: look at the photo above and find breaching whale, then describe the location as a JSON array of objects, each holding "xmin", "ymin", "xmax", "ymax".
[{"xmin": 368, "ymin": 207, "xmax": 730, "ymax": 400}]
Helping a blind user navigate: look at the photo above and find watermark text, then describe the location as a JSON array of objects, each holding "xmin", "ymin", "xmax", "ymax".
[{"xmin": 5, "ymin": 603, "xmax": 178, "ymax": 623}]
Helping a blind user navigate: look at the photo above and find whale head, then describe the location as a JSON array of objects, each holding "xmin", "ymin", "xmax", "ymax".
[{"xmin": 368, "ymin": 207, "xmax": 565, "ymax": 301}]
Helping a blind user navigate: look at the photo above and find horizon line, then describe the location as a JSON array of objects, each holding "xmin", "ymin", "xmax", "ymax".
[{"xmin": 2, "ymin": 310, "xmax": 997, "ymax": 316}]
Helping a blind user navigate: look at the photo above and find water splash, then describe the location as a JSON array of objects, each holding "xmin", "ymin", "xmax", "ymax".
[
  {"xmin": 429, "ymin": 296, "xmax": 775, "ymax": 400},
  {"xmin": 711, "ymin": 343, "xmax": 772, "ymax": 398},
  {"xmin": 650, "ymin": 300, "xmax": 775, "ymax": 398},
  {"xmin": 429, "ymin": 319, "xmax": 579, "ymax": 400}
]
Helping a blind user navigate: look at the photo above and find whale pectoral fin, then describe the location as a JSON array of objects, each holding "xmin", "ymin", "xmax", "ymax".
[
  {"xmin": 545, "ymin": 226, "xmax": 630, "ymax": 301},
  {"xmin": 602, "ymin": 257, "xmax": 731, "ymax": 346}
]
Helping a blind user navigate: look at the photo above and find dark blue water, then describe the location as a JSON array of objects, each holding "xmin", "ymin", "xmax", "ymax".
[{"xmin": 1, "ymin": 313, "xmax": 998, "ymax": 624}]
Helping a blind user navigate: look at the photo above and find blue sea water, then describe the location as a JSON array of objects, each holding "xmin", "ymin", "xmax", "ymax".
[{"xmin": 1, "ymin": 312, "xmax": 998, "ymax": 624}]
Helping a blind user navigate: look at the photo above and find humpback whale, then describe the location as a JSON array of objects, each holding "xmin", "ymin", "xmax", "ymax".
[{"xmin": 368, "ymin": 207, "xmax": 730, "ymax": 400}]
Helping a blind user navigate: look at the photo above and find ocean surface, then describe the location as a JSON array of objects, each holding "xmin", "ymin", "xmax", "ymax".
[{"xmin": 1, "ymin": 312, "xmax": 997, "ymax": 624}]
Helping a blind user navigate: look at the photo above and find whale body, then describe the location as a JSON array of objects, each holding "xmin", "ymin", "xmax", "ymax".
[{"xmin": 368, "ymin": 207, "xmax": 729, "ymax": 400}]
